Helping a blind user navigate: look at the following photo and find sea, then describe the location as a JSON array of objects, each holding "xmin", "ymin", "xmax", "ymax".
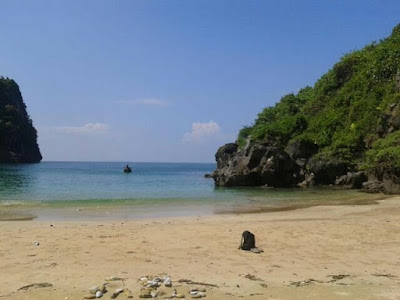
[{"xmin": 0, "ymin": 162, "xmax": 386, "ymax": 221}]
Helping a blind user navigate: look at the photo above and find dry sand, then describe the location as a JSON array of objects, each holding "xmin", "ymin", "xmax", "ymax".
[{"xmin": 1, "ymin": 197, "xmax": 400, "ymax": 300}]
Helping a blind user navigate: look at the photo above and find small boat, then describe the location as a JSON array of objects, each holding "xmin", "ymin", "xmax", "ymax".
[{"xmin": 123, "ymin": 165, "xmax": 132, "ymax": 173}]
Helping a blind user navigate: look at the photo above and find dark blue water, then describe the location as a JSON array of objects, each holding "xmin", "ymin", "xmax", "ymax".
[{"xmin": 0, "ymin": 162, "xmax": 384, "ymax": 220}]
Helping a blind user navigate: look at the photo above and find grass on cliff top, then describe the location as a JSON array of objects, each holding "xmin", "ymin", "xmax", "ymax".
[{"xmin": 238, "ymin": 24, "xmax": 400, "ymax": 172}]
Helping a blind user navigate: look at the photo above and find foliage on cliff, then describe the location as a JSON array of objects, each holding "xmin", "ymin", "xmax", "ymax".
[
  {"xmin": 0, "ymin": 77, "xmax": 42, "ymax": 163},
  {"xmin": 238, "ymin": 24, "xmax": 400, "ymax": 172},
  {"xmin": 364, "ymin": 131, "xmax": 400, "ymax": 175}
]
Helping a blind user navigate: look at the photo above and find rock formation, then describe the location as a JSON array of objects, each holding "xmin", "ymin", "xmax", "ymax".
[
  {"xmin": 212, "ymin": 139, "xmax": 400, "ymax": 193},
  {"xmin": 212, "ymin": 142, "xmax": 299, "ymax": 187},
  {"xmin": 0, "ymin": 77, "xmax": 42, "ymax": 163}
]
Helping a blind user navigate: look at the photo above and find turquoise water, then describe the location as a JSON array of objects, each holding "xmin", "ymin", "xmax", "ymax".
[
  {"xmin": 0, "ymin": 162, "xmax": 385, "ymax": 220},
  {"xmin": 0, "ymin": 162, "xmax": 217, "ymax": 202}
]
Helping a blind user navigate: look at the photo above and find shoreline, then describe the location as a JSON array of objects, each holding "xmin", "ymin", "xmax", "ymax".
[
  {"xmin": 0, "ymin": 197, "xmax": 399, "ymax": 299},
  {"xmin": 0, "ymin": 190, "xmax": 390, "ymax": 222}
]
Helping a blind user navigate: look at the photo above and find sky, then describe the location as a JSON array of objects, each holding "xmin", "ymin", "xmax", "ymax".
[{"xmin": 1, "ymin": 0, "xmax": 399, "ymax": 162}]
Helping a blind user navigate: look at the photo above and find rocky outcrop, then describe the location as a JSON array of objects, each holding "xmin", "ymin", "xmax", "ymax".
[
  {"xmin": 212, "ymin": 141, "xmax": 351, "ymax": 188},
  {"xmin": 362, "ymin": 180, "xmax": 384, "ymax": 193},
  {"xmin": 211, "ymin": 139, "xmax": 400, "ymax": 193},
  {"xmin": 363, "ymin": 171, "xmax": 400, "ymax": 194},
  {"xmin": 335, "ymin": 171, "xmax": 367, "ymax": 189},
  {"xmin": 0, "ymin": 77, "xmax": 42, "ymax": 163},
  {"xmin": 381, "ymin": 175, "xmax": 400, "ymax": 194},
  {"xmin": 308, "ymin": 158, "xmax": 348, "ymax": 185},
  {"xmin": 215, "ymin": 143, "xmax": 238, "ymax": 169},
  {"xmin": 285, "ymin": 139, "xmax": 318, "ymax": 162},
  {"xmin": 385, "ymin": 103, "xmax": 400, "ymax": 134},
  {"xmin": 212, "ymin": 142, "xmax": 300, "ymax": 187}
]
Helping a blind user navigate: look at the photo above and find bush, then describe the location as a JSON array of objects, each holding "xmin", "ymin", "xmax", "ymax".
[{"xmin": 364, "ymin": 131, "xmax": 400, "ymax": 174}]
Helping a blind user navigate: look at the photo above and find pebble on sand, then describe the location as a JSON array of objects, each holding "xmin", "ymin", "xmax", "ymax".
[
  {"xmin": 110, "ymin": 288, "xmax": 124, "ymax": 299},
  {"xmin": 163, "ymin": 277, "xmax": 172, "ymax": 287},
  {"xmin": 95, "ymin": 290, "xmax": 103, "ymax": 298},
  {"xmin": 190, "ymin": 290, "xmax": 206, "ymax": 298}
]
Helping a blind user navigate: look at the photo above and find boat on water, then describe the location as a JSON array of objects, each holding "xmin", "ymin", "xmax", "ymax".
[{"xmin": 123, "ymin": 165, "xmax": 132, "ymax": 173}]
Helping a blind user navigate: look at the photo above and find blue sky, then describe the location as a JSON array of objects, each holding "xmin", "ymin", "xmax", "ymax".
[{"xmin": 1, "ymin": 1, "xmax": 399, "ymax": 162}]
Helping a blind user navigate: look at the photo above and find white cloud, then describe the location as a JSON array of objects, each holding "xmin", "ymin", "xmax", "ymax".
[
  {"xmin": 115, "ymin": 98, "xmax": 169, "ymax": 107},
  {"xmin": 55, "ymin": 123, "xmax": 109, "ymax": 134},
  {"xmin": 182, "ymin": 121, "xmax": 221, "ymax": 144}
]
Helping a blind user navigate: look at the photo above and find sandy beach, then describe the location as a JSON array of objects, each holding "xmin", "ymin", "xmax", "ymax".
[{"xmin": 1, "ymin": 197, "xmax": 400, "ymax": 300}]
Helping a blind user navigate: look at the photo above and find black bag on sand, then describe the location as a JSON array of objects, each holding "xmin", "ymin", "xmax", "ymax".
[{"xmin": 239, "ymin": 230, "xmax": 256, "ymax": 250}]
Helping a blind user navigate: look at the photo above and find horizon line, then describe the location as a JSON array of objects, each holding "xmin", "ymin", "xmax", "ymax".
[{"xmin": 40, "ymin": 160, "xmax": 216, "ymax": 164}]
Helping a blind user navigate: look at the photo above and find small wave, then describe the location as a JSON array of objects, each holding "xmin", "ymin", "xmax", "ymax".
[
  {"xmin": 0, "ymin": 201, "xmax": 25, "ymax": 207},
  {"xmin": 0, "ymin": 200, "xmax": 43, "ymax": 207}
]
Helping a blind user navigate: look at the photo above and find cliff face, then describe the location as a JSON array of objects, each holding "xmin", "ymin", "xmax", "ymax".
[
  {"xmin": 213, "ymin": 142, "xmax": 300, "ymax": 187},
  {"xmin": 212, "ymin": 24, "xmax": 400, "ymax": 194},
  {"xmin": 0, "ymin": 77, "xmax": 42, "ymax": 163}
]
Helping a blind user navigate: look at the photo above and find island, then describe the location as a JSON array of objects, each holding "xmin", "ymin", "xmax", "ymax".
[{"xmin": 0, "ymin": 77, "xmax": 42, "ymax": 163}]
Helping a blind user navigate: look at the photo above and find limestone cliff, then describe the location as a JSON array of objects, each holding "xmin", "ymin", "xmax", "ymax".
[
  {"xmin": 0, "ymin": 77, "xmax": 42, "ymax": 163},
  {"xmin": 213, "ymin": 142, "xmax": 300, "ymax": 187}
]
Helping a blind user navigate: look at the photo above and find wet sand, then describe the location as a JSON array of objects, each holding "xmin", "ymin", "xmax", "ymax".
[
  {"xmin": 0, "ymin": 190, "xmax": 389, "ymax": 222},
  {"xmin": 0, "ymin": 197, "xmax": 399, "ymax": 299}
]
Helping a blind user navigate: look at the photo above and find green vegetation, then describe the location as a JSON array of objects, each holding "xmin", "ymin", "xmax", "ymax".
[
  {"xmin": 238, "ymin": 24, "xmax": 400, "ymax": 172},
  {"xmin": 364, "ymin": 131, "xmax": 400, "ymax": 175}
]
